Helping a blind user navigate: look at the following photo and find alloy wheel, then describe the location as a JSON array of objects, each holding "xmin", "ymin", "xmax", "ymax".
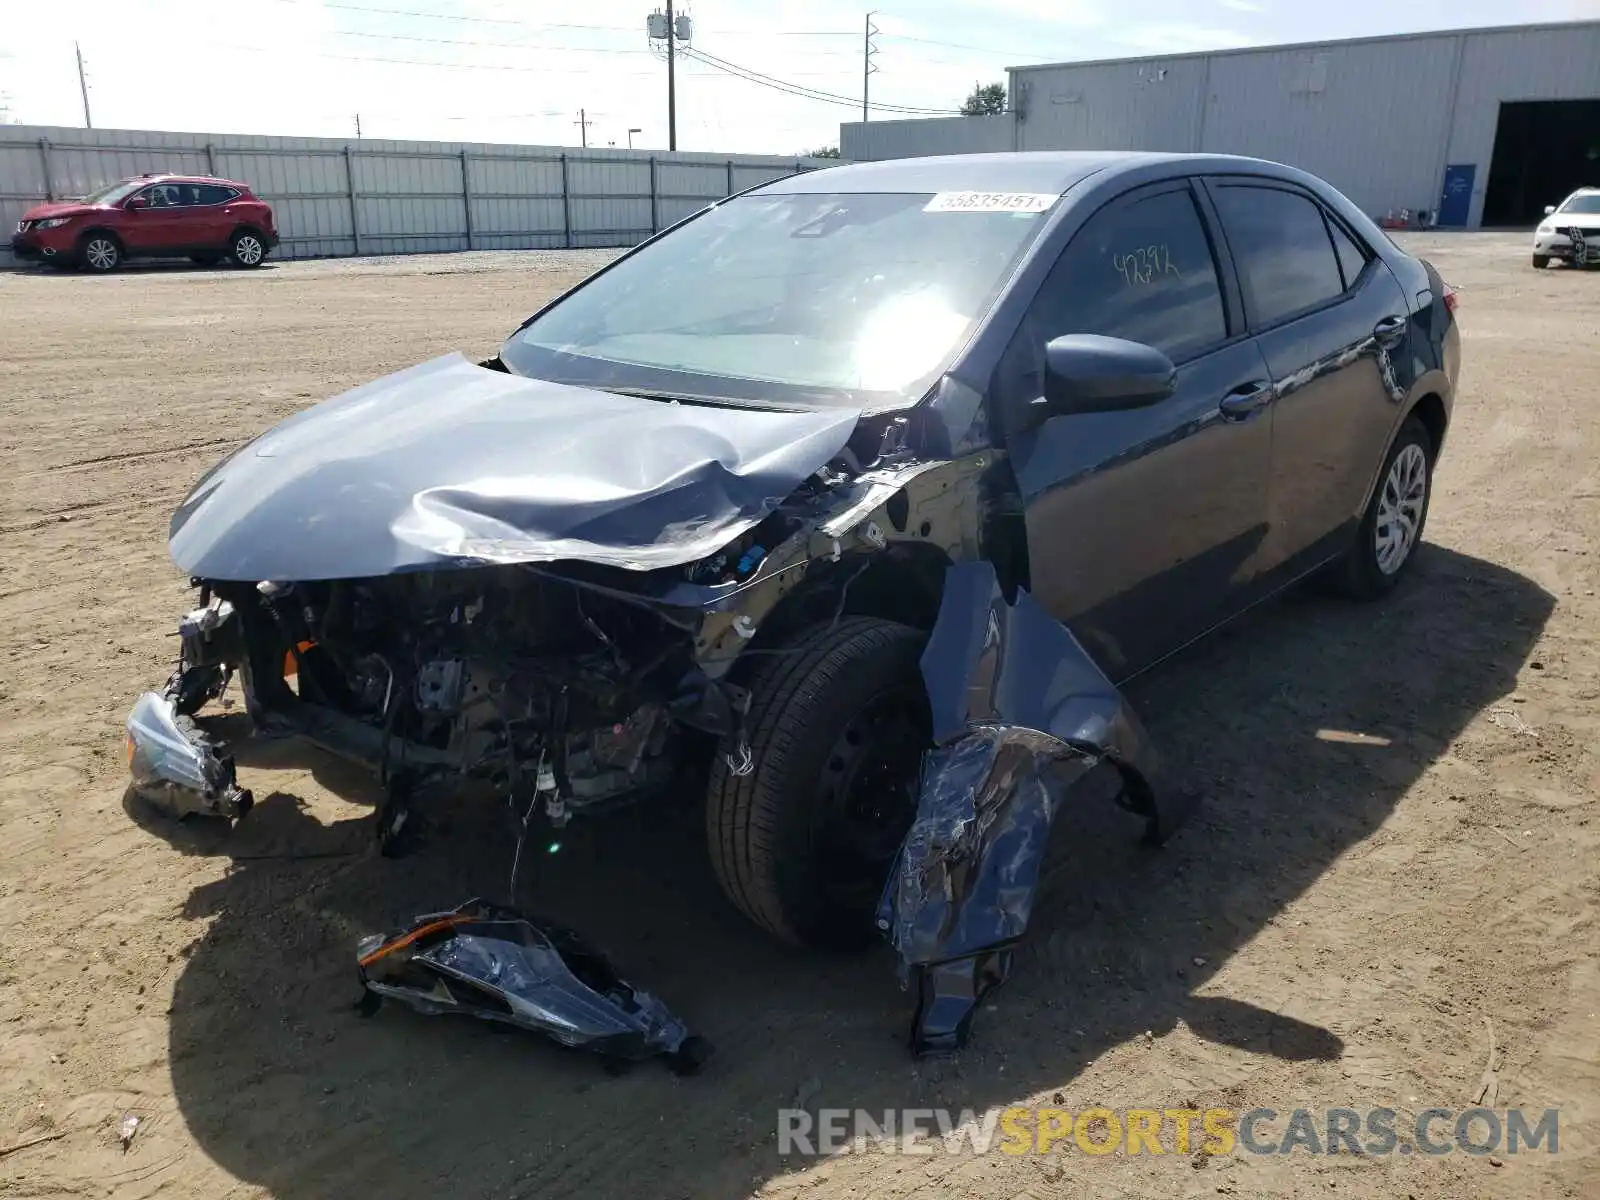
[
  {"xmin": 84, "ymin": 238, "xmax": 118, "ymax": 271},
  {"xmin": 233, "ymin": 236, "xmax": 264, "ymax": 266},
  {"xmin": 1375, "ymin": 442, "xmax": 1428, "ymax": 575}
]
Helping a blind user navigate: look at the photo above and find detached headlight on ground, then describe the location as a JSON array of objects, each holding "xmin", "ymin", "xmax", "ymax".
[{"xmin": 125, "ymin": 691, "xmax": 252, "ymax": 820}]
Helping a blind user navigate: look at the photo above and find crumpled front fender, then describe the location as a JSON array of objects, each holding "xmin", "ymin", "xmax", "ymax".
[{"xmin": 878, "ymin": 561, "xmax": 1193, "ymax": 1054}]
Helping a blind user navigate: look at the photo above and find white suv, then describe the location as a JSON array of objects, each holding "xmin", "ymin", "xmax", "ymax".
[{"xmin": 1533, "ymin": 188, "xmax": 1600, "ymax": 269}]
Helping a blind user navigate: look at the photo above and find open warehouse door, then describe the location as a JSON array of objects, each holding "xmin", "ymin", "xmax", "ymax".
[{"xmin": 1483, "ymin": 99, "xmax": 1600, "ymax": 227}]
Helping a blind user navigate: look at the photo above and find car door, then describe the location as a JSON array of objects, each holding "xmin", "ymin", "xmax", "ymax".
[
  {"xmin": 995, "ymin": 180, "xmax": 1274, "ymax": 680},
  {"xmin": 1203, "ymin": 179, "xmax": 1412, "ymax": 578},
  {"xmin": 189, "ymin": 183, "xmax": 238, "ymax": 247},
  {"xmin": 123, "ymin": 183, "xmax": 191, "ymax": 253}
]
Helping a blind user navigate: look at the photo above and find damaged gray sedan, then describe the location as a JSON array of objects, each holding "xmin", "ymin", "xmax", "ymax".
[{"xmin": 128, "ymin": 151, "xmax": 1459, "ymax": 1054}]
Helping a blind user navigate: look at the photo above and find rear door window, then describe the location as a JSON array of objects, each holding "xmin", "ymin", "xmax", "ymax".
[
  {"xmin": 194, "ymin": 184, "xmax": 237, "ymax": 205},
  {"xmin": 1025, "ymin": 185, "xmax": 1229, "ymax": 363},
  {"xmin": 1213, "ymin": 184, "xmax": 1346, "ymax": 327}
]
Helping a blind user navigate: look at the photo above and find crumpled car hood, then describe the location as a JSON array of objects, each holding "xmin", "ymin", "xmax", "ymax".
[{"xmin": 168, "ymin": 353, "xmax": 862, "ymax": 581}]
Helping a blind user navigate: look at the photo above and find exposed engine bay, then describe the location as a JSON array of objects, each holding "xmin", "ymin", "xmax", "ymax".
[
  {"xmin": 273, "ymin": 571, "xmax": 684, "ymax": 822},
  {"xmin": 125, "ymin": 355, "xmax": 1187, "ymax": 1065}
]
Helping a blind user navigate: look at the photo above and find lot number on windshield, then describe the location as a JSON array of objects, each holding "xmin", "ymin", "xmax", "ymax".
[{"xmin": 924, "ymin": 192, "xmax": 1058, "ymax": 214}]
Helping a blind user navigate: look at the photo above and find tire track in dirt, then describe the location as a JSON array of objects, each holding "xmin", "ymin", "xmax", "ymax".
[
  {"xmin": 0, "ymin": 494, "xmax": 179, "ymax": 536},
  {"xmin": 21, "ymin": 437, "xmax": 242, "ymax": 477}
]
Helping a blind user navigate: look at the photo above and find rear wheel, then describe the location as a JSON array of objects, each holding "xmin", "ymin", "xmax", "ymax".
[
  {"xmin": 1532, "ymin": 253, "xmax": 1551, "ymax": 269},
  {"xmin": 79, "ymin": 233, "xmax": 121, "ymax": 272},
  {"xmin": 229, "ymin": 230, "xmax": 267, "ymax": 268},
  {"xmin": 1327, "ymin": 415, "xmax": 1433, "ymax": 600},
  {"xmin": 706, "ymin": 617, "xmax": 928, "ymax": 950}
]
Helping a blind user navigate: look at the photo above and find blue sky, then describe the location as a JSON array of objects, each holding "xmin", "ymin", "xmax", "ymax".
[{"xmin": 2, "ymin": 0, "xmax": 1596, "ymax": 152}]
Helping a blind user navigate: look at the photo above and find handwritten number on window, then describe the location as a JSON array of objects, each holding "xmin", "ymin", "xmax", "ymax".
[{"xmin": 1114, "ymin": 244, "xmax": 1182, "ymax": 287}]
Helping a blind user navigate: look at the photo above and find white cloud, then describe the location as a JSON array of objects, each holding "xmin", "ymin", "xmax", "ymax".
[
  {"xmin": 1112, "ymin": 24, "xmax": 1263, "ymax": 54},
  {"xmin": 1219, "ymin": 0, "xmax": 1266, "ymax": 12},
  {"xmin": 944, "ymin": 0, "xmax": 1107, "ymax": 29}
]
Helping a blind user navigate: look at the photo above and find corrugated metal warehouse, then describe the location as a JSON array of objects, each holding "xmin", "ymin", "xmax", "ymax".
[{"xmin": 841, "ymin": 19, "xmax": 1600, "ymax": 229}]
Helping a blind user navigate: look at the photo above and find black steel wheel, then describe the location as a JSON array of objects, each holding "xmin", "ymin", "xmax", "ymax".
[{"xmin": 706, "ymin": 617, "xmax": 928, "ymax": 950}]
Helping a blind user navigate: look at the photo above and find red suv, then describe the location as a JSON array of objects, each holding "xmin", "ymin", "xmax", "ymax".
[{"xmin": 12, "ymin": 174, "xmax": 278, "ymax": 272}]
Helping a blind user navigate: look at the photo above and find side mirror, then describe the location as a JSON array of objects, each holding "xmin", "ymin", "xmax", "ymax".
[
  {"xmin": 1544, "ymin": 205, "xmax": 1557, "ymax": 216},
  {"xmin": 1036, "ymin": 334, "xmax": 1176, "ymax": 420},
  {"xmin": 125, "ymin": 195, "xmax": 150, "ymax": 211}
]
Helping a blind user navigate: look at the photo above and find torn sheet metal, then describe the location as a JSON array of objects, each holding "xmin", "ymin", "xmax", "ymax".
[
  {"xmin": 169, "ymin": 353, "xmax": 861, "ymax": 581},
  {"xmin": 357, "ymin": 899, "xmax": 709, "ymax": 1073},
  {"xmin": 125, "ymin": 691, "xmax": 253, "ymax": 819},
  {"xmin": 879, "ymin": 561, "xmax": 1186, "ymax": 1055}
]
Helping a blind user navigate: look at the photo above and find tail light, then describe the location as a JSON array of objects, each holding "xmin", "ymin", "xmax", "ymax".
[{"xmin": 1442, "ymin": 284, "xmax": 1459, "ymax": 314}]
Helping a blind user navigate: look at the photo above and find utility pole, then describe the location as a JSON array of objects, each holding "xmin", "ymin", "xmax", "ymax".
[
  {"xmin": 665, "ymin": 0, "xmax": 677, "ymax": 151},
  {"xmin": 354, "ymin": 112, "xmax": 362, "ymax": 139},
  {"xmin": 75, "ymin": 42, "xmax": 92, "ymax": 129},
  {"xmin": 862, "ymin": 13, "xmax": 878, "ymax": 122},
  {"xmin": 574, "ymin": 108, "xmax": 591, "ymax": 148}
]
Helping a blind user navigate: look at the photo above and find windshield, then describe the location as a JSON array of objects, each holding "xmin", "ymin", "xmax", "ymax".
[
  {"xmin": 1558, "ymin": 194, "xmax": 1600, "ymax": 215},
  {"xmin": 80, "ymin": 179, "xmax": 146, "ymax": 206},
  {"xmin": 501, "ymin": 190, "xmax": 1054, "ymax": 410}
]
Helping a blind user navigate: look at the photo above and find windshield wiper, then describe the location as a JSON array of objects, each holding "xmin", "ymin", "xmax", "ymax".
[{"xmin": 602, "ymin": 386, "xmax": 815, "ymax": 413}]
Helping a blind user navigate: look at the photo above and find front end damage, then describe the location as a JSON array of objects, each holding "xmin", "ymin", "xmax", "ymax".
[
  {"xmin": 357, "ymin": 899, "xmax": 709, "ymax": 1074},
  {"xmin": 131, "ymin": 354, "xmax": 1190, "ymax": 1060},
  {"xmin": 877, "ymin": 562, "xmax": 1189, "ymax": 1054}
]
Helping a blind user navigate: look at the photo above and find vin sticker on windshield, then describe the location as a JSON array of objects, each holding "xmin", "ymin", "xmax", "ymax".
[{"xmin": 924, "ymin": 191, "xmax": 1058, "ymax": 214}]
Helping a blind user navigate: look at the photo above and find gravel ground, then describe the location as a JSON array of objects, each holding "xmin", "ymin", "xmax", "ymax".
[{"xmin": 0, "ymin": 236, "xmax": 1596, "ymax": 1200}]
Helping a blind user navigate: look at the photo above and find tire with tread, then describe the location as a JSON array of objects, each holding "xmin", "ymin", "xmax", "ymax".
[
  {"xmin": 78, "ymin": 232, "xmax": 122, "ymax": 272},
  {"xmin": 706, "ymin": 616, "xmax": 926, "ymax": 950},
  {"xmin": 229, "ymin": 228, "xmax": 268, "ymax": 268},
  {"xmin": 1328, "ymin": 414, "xmax": 1433, "ymax": 600}
]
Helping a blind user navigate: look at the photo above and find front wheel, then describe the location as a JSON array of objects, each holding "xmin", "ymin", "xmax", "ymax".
[
  {"xmin": 1532, "ymin": 253, "xmax": 1551, "ymax": 269},
  {"xmin": 706, "ymin": 617, "xmax": 928, "ymax": 951},
  {"xmin": 229, "ymin": 230, "xmax": 267, "ymax": 268},
  {"xmin": 79, "ymin": 234, "xmax": 121, "ymax": 272},
  {"xmin": 1328, "ymin": 415, "xmax": 1433, "ymax": 599}
]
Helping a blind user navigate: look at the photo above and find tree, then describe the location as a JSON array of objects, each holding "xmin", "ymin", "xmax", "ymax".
[
  {"xmin": 960, "ymin": 82, "xmax": 1007, "ymax": 116},
  {"xmin": 808, "ymin": 145, "xmax": 841, "ymax": 159}
]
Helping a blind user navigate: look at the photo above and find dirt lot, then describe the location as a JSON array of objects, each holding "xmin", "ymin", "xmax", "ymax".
[{"xmin": 0, "ymin": 236, "xmax": 1596, "ymax": 1200}]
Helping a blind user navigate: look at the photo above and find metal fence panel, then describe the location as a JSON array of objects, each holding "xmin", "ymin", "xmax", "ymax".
[{"xmin": 2, "ymin": 123, "xmax": 837, "ymax": 266}]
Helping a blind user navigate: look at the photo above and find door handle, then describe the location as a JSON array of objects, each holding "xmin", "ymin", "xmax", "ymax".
[
  {"xmin": 1373, "ymin": 314, "xmax": 1407, "ymax": 346},
  {"xmin": 1218, "ymin": 380, "xmax": 1273, "ymax": 420}
]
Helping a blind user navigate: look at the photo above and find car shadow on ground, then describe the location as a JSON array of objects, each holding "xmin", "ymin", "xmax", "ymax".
[
  {"xmin": 10, "ymin": 260, "xmax": 278, "ymax": 277},
  {"xmin": 139, "ymin": 544, "xmax": 1552, "ymax": 1200}
]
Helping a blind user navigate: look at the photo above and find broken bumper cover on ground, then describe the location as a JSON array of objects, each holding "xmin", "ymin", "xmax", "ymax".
[
  {"xmin": 125, "ymin": 691, "xmax": 253, "ymax": 819},
  {"xmin": 357, "ymin": 899, "xmax": 709, "ymax": 1073},
  {"xmin": 878, "ymin": 562, "xmax": 1193, "ymax": 1055}
]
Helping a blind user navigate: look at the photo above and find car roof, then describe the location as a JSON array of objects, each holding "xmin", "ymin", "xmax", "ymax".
[
  {"xmin": 123, "ymin": 173, "xmax": 248, "ymax": 188},
  {"xmin": 752, "ymin": 151, "xmax": 1286, "ymax": 196}
]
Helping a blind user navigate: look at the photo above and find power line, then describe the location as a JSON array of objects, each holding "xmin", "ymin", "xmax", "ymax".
[
  {"xmin": 878, "ymin": 32, "xmax": 1054, "ymax": 61},
  {"xmin": 680, "ymin": 46, "xmax": 961, "ymax": 115},
  {"xmin": 325, "ymin": 28, "xmax": 655, "ymax": 54},
  {"xmin": 264, "ymin": 0, "xmax": 856, "ymax": 37},
  {"xmin": 211, "ymin": 41, "xmax": 665, "ymax": 75}
]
